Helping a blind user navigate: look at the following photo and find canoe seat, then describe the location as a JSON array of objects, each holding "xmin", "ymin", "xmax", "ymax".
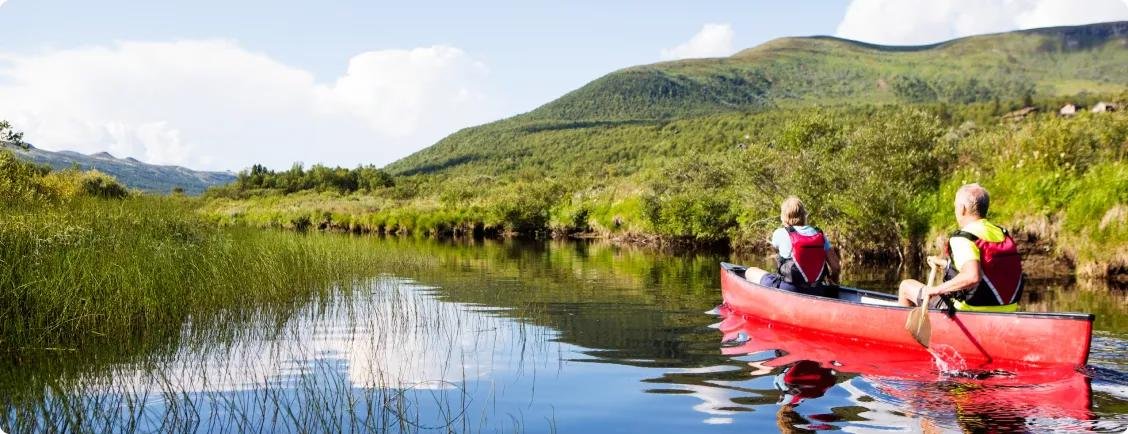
[{"xmin": 859, "ymin": 296, "xmax": 901, "ymax": 307}]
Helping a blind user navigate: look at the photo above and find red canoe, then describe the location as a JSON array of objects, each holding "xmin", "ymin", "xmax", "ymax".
[{"xmin": 719, "ymin": 262, "xmax": 1094, "ymax": 370}]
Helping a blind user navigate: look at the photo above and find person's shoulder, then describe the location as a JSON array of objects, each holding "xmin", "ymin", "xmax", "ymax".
[
  {"xmin": 949, "ymin": 236, "xmax": 977, "ymax": 248},
  {"xmin": 961, "ymin": 219, "xmax": 1006, "ymax": 242},
  {"xmin": 980, "ymin": 220, "xmax": 1007, "ymax": 242},
  {"xmin": 949, "ymin": 236, "xmax": 980, "ymax": 262},
  {"xmin": 770, "ymin": 227, "xmax": 788, "ymax": 244}
]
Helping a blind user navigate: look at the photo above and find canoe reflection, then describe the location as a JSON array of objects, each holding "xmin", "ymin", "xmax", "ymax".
[
  {"xmin": 717, "ymin": 304, "xmax": 1094, "ymax": 432},
  {"xmin": 775, "ymin": 360, "xmax": 837, "ymax": 405},
  {"xmin": 775, "ymin": 360, "xmax": 838, "ymax": 433}
]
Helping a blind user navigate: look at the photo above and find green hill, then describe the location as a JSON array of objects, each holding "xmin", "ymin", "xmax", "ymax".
[
  {"xmin": 526, "ymin": 21, "xmax": 1128, "ymax": 121},
  {"xmin": 389, "ymin": 21, "xmax": 1128, "ymax": 176}
]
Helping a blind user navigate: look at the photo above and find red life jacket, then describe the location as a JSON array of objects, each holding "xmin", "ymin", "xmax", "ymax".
[
  {"xmin": 944, "ymin": 228, "xmax": 1024, "ymax": 306},
  {"xmin": 782, "ymin": 226, "xmax": 828, "ymax": 286}
]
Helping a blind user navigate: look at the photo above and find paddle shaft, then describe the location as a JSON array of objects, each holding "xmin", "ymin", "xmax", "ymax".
[{"xmin": 926, "ymin": 263, "xmax": 940, "ymax": 287}]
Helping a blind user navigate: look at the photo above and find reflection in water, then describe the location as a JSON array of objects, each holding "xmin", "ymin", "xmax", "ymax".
[
  {"xmin": 775, "ymin": 360, "xmax": 837, "ymax": 406},
  {"xmin": 4, "ymin": 278, "xmax": 562, "ymax": 433},
  {"xmin": 82, "ymin": 280, "xmax": 526, "ymax": 394},
  {"xmin": 773, "ymin": 361, "xmax": 838, "ymax": 434},
  {"xmin": 1, "ymin": 236, "xmax": 1127, "ymax": 433},
  {"xmin": 715, "ymin": 304, "xmax": 1128, "ymax": 433}
]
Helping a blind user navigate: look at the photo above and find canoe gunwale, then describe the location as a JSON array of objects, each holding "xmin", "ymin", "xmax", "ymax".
[{"xmin": 719, "ymin": 262, "xmax": 1094, "ymax": 322}]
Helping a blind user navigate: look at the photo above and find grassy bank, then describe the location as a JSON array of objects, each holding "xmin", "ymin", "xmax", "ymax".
[
  {"xmin": 202, "ymin": 105, "xmax": 1128, "ymax": 279},
  {"xmin": 0, "ymin": 152, "xmax": 398, "ymax": 349}
]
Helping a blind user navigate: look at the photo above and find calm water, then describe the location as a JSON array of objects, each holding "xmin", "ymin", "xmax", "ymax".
[{"xmin": 3, "ymin": 236, "xmax": 1127, "ymax": 433}]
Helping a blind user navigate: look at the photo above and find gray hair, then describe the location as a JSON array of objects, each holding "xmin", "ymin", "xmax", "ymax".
[{"xmin": 956, "ymin": 183, "xmax": 990, "ymax": 218}]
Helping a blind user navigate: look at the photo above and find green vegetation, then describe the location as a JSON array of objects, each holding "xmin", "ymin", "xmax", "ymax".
[
  {"xmin": 208, "ymin": 162, "xmax": 394, "ymax": 197},
  {"xmin": 0, "ymin": 152, "xmax": 391, "ymax": 349},
  {"xmin": 933, "ymin": 112, "xmax": 1128, "ymax": 274}
]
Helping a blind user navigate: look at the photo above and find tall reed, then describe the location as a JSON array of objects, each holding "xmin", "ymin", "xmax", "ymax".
[{"xmin": 0, "ymin": 194, "xmax": 404, "ymax": 349}]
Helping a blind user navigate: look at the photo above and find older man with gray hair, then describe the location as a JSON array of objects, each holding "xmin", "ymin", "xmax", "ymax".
[{"xmin": 897, "ymin": 183, "xmax": 1025, "ymax": 312}]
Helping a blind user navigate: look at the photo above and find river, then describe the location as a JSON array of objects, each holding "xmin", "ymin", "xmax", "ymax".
[{"xmin": 2, "ymin": 236, "xmax": 1126, "ymax": 433}]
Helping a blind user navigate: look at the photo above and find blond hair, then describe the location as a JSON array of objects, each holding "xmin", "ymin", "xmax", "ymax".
[{"xmin": 780, "ymin": 196, "xmax": 808, "ymax": 226}]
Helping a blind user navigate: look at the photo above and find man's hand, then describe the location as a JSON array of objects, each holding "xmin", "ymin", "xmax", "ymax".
[{"xmin": 926, "ymin": 255, "xmax": 949, "ymax": 269}]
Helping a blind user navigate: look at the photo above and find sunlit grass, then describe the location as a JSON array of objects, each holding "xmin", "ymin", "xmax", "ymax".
[{"xmin": 0, "ymin": 193, "xmax": 427, "ymax": 349}]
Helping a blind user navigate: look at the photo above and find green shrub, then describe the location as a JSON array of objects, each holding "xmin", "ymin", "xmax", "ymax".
[{"xmin": 79, "ymin": 170, "xmax": 130, "ymax": 199}]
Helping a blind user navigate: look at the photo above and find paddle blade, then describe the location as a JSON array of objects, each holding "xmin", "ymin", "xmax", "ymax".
[{"xmin": 905, "ymin": 306, "xmax": 931, "ymax": 348}]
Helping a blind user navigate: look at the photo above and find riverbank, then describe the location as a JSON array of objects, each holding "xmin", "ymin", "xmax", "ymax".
[
  {"xmin": 193, "ymin": 199, "xmax": 1098, "ymax": 283},
  {"xmin": 196, "ymin": 203, "xmax": 1124, "ymax": 283}
]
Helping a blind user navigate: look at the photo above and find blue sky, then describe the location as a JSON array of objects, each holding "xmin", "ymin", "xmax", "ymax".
[
  {"xmin": 0, "ymin": 1, "xmax": 848, "ymax": 115},
  {"xmin": 1, "ymin": 0, "xmax": 1127, "ymax": 170}
]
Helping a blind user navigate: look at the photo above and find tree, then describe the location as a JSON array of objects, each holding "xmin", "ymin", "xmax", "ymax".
[
  {"xmin": 0, "ymin": 120, "xmax": 27, "ymax": 149},
  {"xmin": 356, "ymin": 165, "xmax": 395, "ymax": 190}
]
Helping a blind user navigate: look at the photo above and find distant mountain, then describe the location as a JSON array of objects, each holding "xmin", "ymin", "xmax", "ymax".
[
  {"xmin": 388, "ymin": 21, "xmax": 1128, "ymax": 175},
  {"xmin": 1, "ymin": 142, "xmax": 235, "ymax": 195}
]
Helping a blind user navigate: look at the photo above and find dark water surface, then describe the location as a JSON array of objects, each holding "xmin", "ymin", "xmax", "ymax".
[{"xmin": 3, "ymin": 236, "xmax": 1127, "ymax": 433}]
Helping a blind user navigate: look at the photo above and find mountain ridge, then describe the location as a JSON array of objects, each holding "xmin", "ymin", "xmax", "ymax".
[
  {"xmin": 386, "ymin": 21, "xmax": 1128, "ymax": 175},
  {"xmin": 1, "ymin": 142, "xmax": 235, "ymax": 195}
]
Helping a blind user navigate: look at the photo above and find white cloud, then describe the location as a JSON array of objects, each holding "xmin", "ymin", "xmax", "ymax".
[
  {"xmin": 0, "ymin": 40, "xmax": 499, "ymax": 170},
  {"xmin": 660, "ymin": 23, "xmax": 735, "ymax": 60},
  {"xmin": 836, "ymin": 0, "xmax": 1128, "ymax": 46}
]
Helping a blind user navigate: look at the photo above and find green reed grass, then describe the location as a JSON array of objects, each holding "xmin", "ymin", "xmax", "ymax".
[{"xmin": 0, "ymin": 193, "xmax": 416, "ymax": 350}]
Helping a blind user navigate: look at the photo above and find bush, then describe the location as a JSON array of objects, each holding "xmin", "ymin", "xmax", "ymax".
[
  {"xmin": 80, "ymin": 171, "xmax": 130, "ymax": 199},
  {"xmin": 0, "ymin": 151, "xmax": 130, "ymax": 204}
]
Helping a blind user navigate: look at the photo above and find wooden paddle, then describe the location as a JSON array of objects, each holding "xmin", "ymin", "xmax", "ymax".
[{"xmin": 906, "ymin": 263, "xmax": 940, "ymax": 348}]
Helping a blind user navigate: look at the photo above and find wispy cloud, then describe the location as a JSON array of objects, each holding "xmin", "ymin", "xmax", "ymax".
[
  {"xmin": 836, "ymin": 0, "xmax": 1128, "ymax": 46},
  {"xmin": 660, "ymin": 23, "xmax": 735, "ymax": 61},
  {"xmin": 0, "ymin": 41, "xmax": 499, "ymax": 170}
]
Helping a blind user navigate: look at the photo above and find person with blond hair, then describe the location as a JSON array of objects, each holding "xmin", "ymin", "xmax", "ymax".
[
  {"xmin": 897, "ymin": 183, "xmax": 1024, "ymax": 311},
  {"xmin": 744, "ymin": 196, "xmax": 842, "ymax": 297}
]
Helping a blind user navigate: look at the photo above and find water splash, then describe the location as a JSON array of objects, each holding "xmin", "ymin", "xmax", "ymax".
[
  {"xmin": 929, "ymin": 344, "xmax": 967, "ymax": 375},
  {"xmin": 928, "ymin": 345, "xmax": 1015, "ymax": 380}
]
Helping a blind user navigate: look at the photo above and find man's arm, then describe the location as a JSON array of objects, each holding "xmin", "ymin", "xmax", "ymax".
[{"xmin": 926, "ymin": 260, "xmax": 980, "ymax": 298}]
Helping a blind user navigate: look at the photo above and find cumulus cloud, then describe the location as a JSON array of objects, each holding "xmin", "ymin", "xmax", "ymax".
[
  {"xmin": 0, "ymin": 40, "xmax": 498, "ymax": 170},
  {"xmin": 660, "ymin": 23, "xmax": 736, "ymax": 60},
  {"xmin": 836, "ymin": 0, "xmax": 1128, "ymax": 46}
]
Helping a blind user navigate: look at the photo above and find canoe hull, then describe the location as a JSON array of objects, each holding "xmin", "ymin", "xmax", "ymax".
[{"xmin": 719, "ymin": 262, "xmax": 1093, "ymax": 370}]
